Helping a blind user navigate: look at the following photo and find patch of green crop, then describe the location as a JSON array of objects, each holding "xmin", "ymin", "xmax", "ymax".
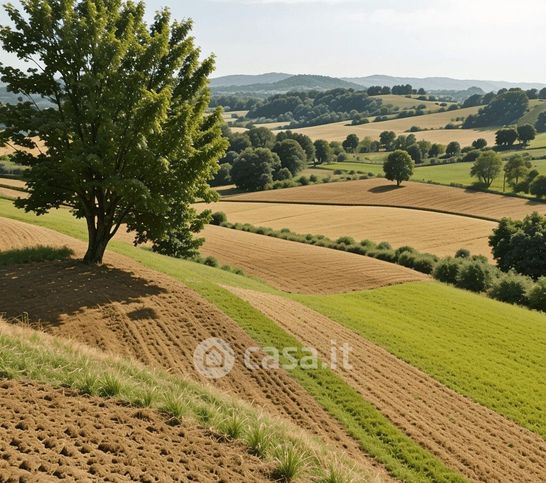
[{"xmin": 295, "ymin": 281, "xmax": 546, "ymax": 438}]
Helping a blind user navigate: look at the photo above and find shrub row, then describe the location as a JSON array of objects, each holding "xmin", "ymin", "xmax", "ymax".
[{"xmin": 211, "ymin": 213, "xmax": 546, "ymax": 313}]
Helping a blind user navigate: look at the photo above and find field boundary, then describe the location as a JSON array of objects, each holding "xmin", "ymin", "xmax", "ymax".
[{"xmin": 218, "ymin": 198, "xmax": 501, "ymax": 222}]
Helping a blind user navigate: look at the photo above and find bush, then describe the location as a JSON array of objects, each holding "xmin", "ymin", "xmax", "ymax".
[
  {"xmin": 275, "ymin": 167, "xmax": 293, "ymax": 181},
  {"xmin": 336, "ymin": 236, "xmax": 356, "ymax": 246},
  {"xmin": 203, "ymin": 256, "xmax": 219, "ymax": 267},
  {"xmin": 369, "ymin": 249, "xmax": 397, "ymax": 263},
  {"xmin": 455, "ymin": 248, "xmax": 471, "ymax": 259},
  {"xmin": 376, "ymin": 241, "xmax": 392, "ymax": 250},
  {"xmin": 210, "ymin": 211, "xmax": 227, "ymax": 226},
  {"xmin": 433, "ymin": 257, "xmax": 462, "ymax": 284},
  {"xmin": 527, "ymin": 278, "xmax": 546, "ymax": 311},
  {"xmin": 489, "ymin": 272, "xmax": 532, "ymax": 305},
  {"xmin": 395, "ymin": 246, "xmax": 416, "ymax": 259},
  {"xmin": 455, "ymin": 260, "xmax": 493, "ymax": 292},
  {"xmin": 298, "ymin": 176, "xmax": 310, "ymax": 186}
]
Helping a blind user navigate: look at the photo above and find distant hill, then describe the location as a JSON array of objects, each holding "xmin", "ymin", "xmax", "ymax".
[
  {"xmin": 210, "ymin": 72, "xmax": 292, "ymax": 88},
  {"xmin": 342, "ymin": 75, "xmax": 546, "ymax": 92},
  {"xmin": 211, "ymin": 74, "xmax": 363, "ymax": 94},
  {"xmin": 211, "ymin": 73, "xmax": 546, "ymax": 93}
]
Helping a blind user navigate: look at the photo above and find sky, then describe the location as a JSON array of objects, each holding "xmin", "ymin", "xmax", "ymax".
[{"xmin": 1, "ymin": 0, "xmax": 545, "ymax": 82}]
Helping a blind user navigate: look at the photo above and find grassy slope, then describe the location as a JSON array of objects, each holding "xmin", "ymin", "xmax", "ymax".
[
  {"xmin": 295, "ymin": 282, "xmax": 546, "ymax": 438},
  {"xmin": 0, "ymin": 199, "xmax": 463, "ymax": 482}
]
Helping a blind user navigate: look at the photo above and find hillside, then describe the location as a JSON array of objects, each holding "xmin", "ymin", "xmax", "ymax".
[
  {"xmin": 343, "ymin": 75, "xmax": 546, "ymax": 92},
  {"xmin": 2, "ymin": 199, "xmax": 546, "ymax": 482},
  {"xmin": 210, "ymin": 74, "xmax": 546, "ymax": 93},
  {"xmin": 212, "ymin": 74, "xmax": 363, "ymax": 93},
  {"xmin": 227, "ymin": 177, "xmax": 546, "ymax": 221}
]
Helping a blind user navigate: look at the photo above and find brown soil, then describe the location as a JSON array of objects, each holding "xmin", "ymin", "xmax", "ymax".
[
  {"xmin": 200, "ymin": 225, "xmax": 427, "ymax": 294},
  {"xmin": 0, "ymin": 217, "xmax": 79, "ymax": 253},
  {"xmin": 0, "ymin": 216, "xmax": 387, "ymax": 478},
  {"xmin": 0, "ymin": 187, "xmax": 26, "ymax": 200},
  {"xmin": 0, "ymin": 378, "xmax": 272, "ymax": 482},
  {"xmin": 225, "ymin": 286, "xmax": 546, "ymax": 483},
  {"xmin": 0, "ymin": 178, "xmax": 26, "ymax": 189},
  {"xmin": 228, "ymin": 178, "xmax": 546, "ymax": 221},
  {"xmin": 197, "ymin": 201, "xmax": 496, "ymax": 260}
]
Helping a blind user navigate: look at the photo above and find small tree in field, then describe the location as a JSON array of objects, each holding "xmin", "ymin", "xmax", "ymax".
[
  {"xmin": 470, "ymin": 150, "xmax": 502, "ymax": 188},
  {"xmin": 0, "ymin": 0, "xmax": 227, "ymax": 264},
  {"xmin": 530, "ymin": 175, "xmax": 546, "ymax": 198},
  {"xmin": 517, "ymin": 124, "xmax": 536, "ymax": 145},
  {"xmin": 383, "ymin": 150, "xmax": 414, "ymax": 187}
]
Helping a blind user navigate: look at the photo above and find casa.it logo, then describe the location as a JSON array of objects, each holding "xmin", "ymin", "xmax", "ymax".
[{"xmin": 193, "ymin": 337, "xmax": 235, "ymax": 379}]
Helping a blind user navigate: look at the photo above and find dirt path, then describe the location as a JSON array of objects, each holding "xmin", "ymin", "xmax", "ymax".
[
  {"xmin": 0, "ymin": 379, "xmax": 272, "ymax": 482},
  {"xmin": 200, "ymin": 225, "xmax": 427, "ymax": 294},
  {"xmin": 225, "ymin": 286, "xmax": 546, "ymax": 483},
  {"xmin": 0, "ymin": 217, "xmax": 388, "ymax": 478}
]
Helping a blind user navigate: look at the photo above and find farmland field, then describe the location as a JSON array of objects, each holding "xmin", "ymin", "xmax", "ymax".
[
  {"xmin": 3, "ymin": 198, "xmax": 546, "ymax": 481},
  {"xmin": 229, "ymin": 177, "xmax": 546, "ymax": 220},
  {"xmin": 296, "ymin": 282, "xmax": 546, "ymax": 439},
  {"xmin": 231, "ymin": 285, "xmax": 546, "ymax": 482},
  {"xmin": 199, "ymin": 224, "xmax": 426, "ymax": 293},
  {"xmin": 288, "ymin": 106, "xmax": 497, "ymax": 145},
  {"xmin": 198, "ymin": 201, "xmax": 496, "ymax": 259},
  {"xmin": 376, "ymin": 94, "xmax": 455, "ymax": 112}
]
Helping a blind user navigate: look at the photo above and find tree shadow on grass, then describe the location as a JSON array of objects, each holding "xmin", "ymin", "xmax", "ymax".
[{"xmin": 0, "ymin": 259, "xmax": 165, "ymax": 327}]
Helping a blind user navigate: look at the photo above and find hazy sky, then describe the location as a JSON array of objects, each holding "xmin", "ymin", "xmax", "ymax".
[{"xmin": 1, "ymin": 0, "xmax": 545, "ymax": 82}]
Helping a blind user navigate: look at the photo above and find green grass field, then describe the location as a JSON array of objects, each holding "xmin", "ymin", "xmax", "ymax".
[
  {"xmin": 296, "ymin": 282, "xmax": 546, "ymax": 438},
  {"xmin": 320, "ymin": 153, "xmax": 546, "ymax": 192}
]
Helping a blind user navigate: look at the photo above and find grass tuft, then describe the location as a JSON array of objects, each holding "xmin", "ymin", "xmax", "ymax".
[{"xmin": 0, "ymin": 245, "xmax": 74, "ymax": 266}]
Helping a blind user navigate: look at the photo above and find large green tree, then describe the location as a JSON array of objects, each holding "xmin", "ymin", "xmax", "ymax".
[
  {"xmin": 273, "ymin": 139, "xmax": 306, "ymax": 176},
  {"xmin": 489, "ymin": 213, "xmax": 546, "ymax": 279},
  {"xmin": 0, "ymin": 0, "xmax": 227, "ymax": 264},
  {"xmin": 470, "ymin": 150, "xmax": 502, "ymax": 188},
  {"xmin": 383, "ymin": 150, "xmax": 414, "ymax": 187}
]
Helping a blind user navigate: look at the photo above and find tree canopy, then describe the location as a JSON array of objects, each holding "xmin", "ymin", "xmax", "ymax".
[
  {"xmin": 0, "ymin": 0, "xmax": 227, "ymax": 264},
  {"xmin": 470, "ymin": 150, "xmax": 502, "ymax": 188},
  {"xmin": 490, "ymin": 213, "xmax": 546, "ymax": 279},
  {"xmin": 383, "ymin": 150, "xmax": 414, "ymax": 186},
  {"xmin": 230, "ymin": 148, "xmax": 280, "ymax": 191}
]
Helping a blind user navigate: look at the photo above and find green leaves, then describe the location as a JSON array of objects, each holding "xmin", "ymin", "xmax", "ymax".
[{"xmin": 0, "ymin": 0, "xmax": 227, "ymax": 262}]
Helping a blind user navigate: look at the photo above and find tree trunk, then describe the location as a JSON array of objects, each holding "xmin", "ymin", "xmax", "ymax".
[{"xmin": 83, "ymin": 216, "xmax": 111, "ymax": 265}]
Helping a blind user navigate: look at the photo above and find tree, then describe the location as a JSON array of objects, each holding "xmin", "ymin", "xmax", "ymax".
[
  {"xmin": 230, "ymin": 148, "xmax": 280, "ymax": 191},
  {"xmin": 277, "ymin": 131, "xmax": 315, "ymax": 164},
  {"xmin": 530, "ymin": 175, "xmax": 546, "ymax": 198},
  {"xmin": 495, "ymin": 128, "xmax": 518, "ymax": 148},
  {"xmin": 247, "ymin": 127, "xmax": 276, "ymax": 148},
  {"xmin": 489, "ymin": 213, "xmax": 546, "ymax": 279},
  {"xmin": 313, "ymin": 139, "xmax": 334, "ymax": 165},
  {"xmin": 429, "ymin": 143, "xmax": 446, "ymax": 157},
  {"xmin": 210, "ymin": 163, "xmax": 232, "ymax": 187},
  {"xmin": 229, "ymin": 132, "xmax": 252, "ymax": 152},
  {"xmin": 463, "ymin": 90, "xmax": 529, "ymax": 128},
  {"xmin": 405, "ymin": 144, "xmax": 422, "ymax": 164},
  {"xmin": 536, "ymin": 112, "xmax": 546, "ymax": 133},
  {"xmin": 470, "ymin": 150, "xmax": 502, "ymax": 188},
  {"xmin": 383, "ymin": 150, "xmax": 414, "ymax": 187},
  {"xmin": 472, "ymin": 138, "xmax": 488, "ymax": 149},
  {"xmin": 517, "ymin": 124, "xmax": 536, "ymax": 145},
  {"xmin": 504, "ymin": 154, "xmax": 532, "ymax": 188},
  {"xmin": 416, "ymin": 140, "xmax": 432, "ymax": 159},
  {"xmin": 379, "ymin": 131, "xmax": 396, "ymax": 151},
  {"xmin": 446, "ymin": 141, "xmax": 461, "ymax": 156},
  {"xmin": 0, "ymin": 0, "xmax": 227, "ymax": 265},
  {"xmin": 539, "ymin": 88, "xmax": 546, "ymax": 100},
  {"xmin": 342, "ymin": 134, "xmax": 359, "ymax": 153},
  {"xmin": 273, "ymin": 139, "xmax": 306, "ymax": 176}
]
